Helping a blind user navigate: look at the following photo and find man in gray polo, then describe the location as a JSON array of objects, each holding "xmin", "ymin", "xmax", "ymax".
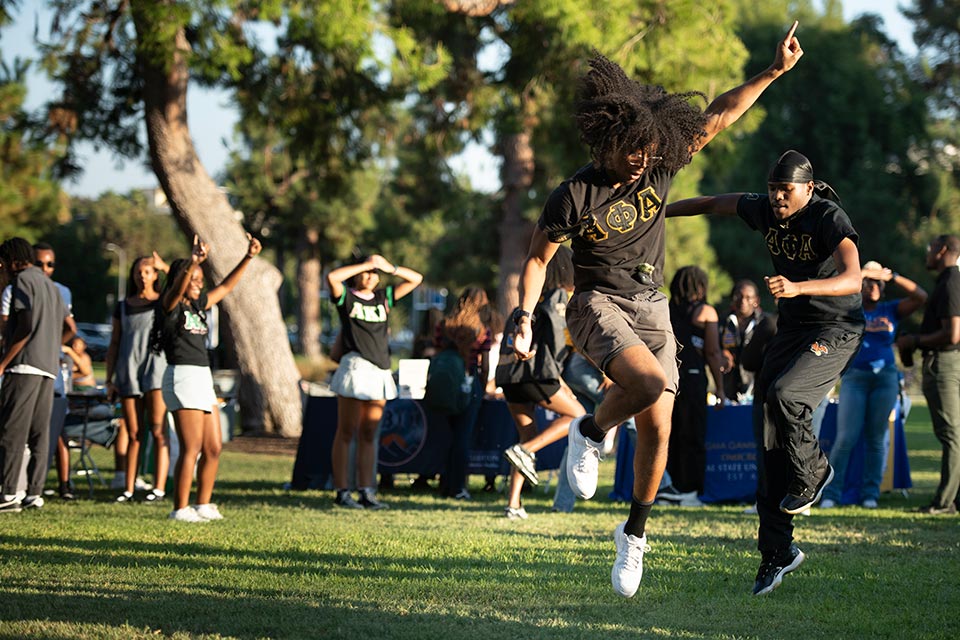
[{"xmin": 0, "ymin": 238, "xmax": 71, "ymax": 513}]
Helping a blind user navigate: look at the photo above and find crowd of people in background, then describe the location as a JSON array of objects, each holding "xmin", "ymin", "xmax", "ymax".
[
  {"xmin": 0, "ymin": 233, "xmax": 262, "ymax": 524},
  {"xmin": 2, "ymin": 19, "xmax": 959, "ymax": 605}
]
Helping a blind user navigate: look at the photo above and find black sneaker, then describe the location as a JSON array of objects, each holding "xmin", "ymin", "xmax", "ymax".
[
  {"xmin": 0, "ymin": 498, "xmax": 22, "ymax": 513},
  {"xmin": 358, "ymin": 489, "xmax": 388, "ymax": 510},
  {"xmin": 334, "ymin": 491, "xmax": 364, "ymax": 509},
  {"xmin": 504, "ymin": 444, "xmax": 539, "ymax": 486},
  {"xmin": 752, "ymin": 544, "xmax": 805, "ymax": 596},
  {"xmin": 655, "ymin": 484, "xmax": 698, "ymax": 503},
  {"xmin": 780, "ymin": 463, "xmax": 834, "ymax": 515}
]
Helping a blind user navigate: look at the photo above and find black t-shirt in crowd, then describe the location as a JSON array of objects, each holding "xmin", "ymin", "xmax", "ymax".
[
  {"xmin": 162, "ymin": 292, "xmax": 210, "ymax": 367},
  {"xmin": 920, "ymin": 265, "xmax": 960, "ymax": 352},
  {"xmin": 336, "ymin": 287, "xmax": 394, "ymax": 370},
  {"xmin": 538, "ymin": 163, "xmax": 679, "ymax": 296},
  {"xmin": 737, "ymin": 193, "xmax": 864, "ymax": 327}
]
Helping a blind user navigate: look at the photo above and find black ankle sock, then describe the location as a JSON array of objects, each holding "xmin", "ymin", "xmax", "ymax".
[
  {"xmin": 578, "ymin": 415, "xmax": 607, "ymax": 444},
  {"xmin": 625, "ymin": 498, "xmax": 655, "ymax": 538}
]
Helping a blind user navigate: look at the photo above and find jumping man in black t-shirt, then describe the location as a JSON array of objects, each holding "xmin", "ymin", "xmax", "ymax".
[
  {"xmin": 512, "ymin": 23, "xmax": 804, "ymax": 598},
  {"xmin": 667, "ymin": 150, "xmax": 865, "ymax": 596}
]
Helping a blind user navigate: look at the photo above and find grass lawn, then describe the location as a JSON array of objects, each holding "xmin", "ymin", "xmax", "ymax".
[{"xmin": 1, "ymin": 401, "xmax": 957, "ymax": 639}]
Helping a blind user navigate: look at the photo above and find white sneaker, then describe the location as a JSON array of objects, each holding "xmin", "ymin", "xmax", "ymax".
[
  {"xmin": 134, "ymin": 477, "xmax": 153, "ymax": 491},
  {"xmin": 21, "ymin": 495, "xmax": 44, "ymax": 510},
  {"xmin": 169, "ymin": 507, "xmax": 208, "ymax": 523},
  {"xmin": 504, "ymin": 506, "xmax": 528, "ymax": 520},
  {"xmin": 743, "ymin": 503, "xmax": 758, "ymax": 515},
  {"xmin": 566, "ymin": 415, "xmax": 602, "ymax": 500},
  {"xmin": 194, "ymin": 503, "xmax": 224, "ymax": 520},
  {"xmin": 861, "ymin": 498, "xmax": 878, "ymax": 509},
  {"xmin": 819, "ymin": 498, "xmax": 837, "ymax": 509},
  {"xmin": 611, "ymin": 521, "xmax": 650, "ymax": 598}
]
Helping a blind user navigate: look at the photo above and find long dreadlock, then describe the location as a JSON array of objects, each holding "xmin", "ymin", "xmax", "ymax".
[
  {"xmin": 669, "ymin": 265, "xmax": 709, "ymax": 308},
  {"xmin": 574, "ymin": 54, "xmax": 709, "ymax": 172}
]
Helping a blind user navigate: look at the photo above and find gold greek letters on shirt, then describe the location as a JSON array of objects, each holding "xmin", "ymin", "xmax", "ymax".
[
  {"xmin": 580, "ymin": 186, "xmax": 663, "ymax": 243},
  {"xmin": 765, "ymin": 228, "xmax": 816, "ymax": 262}
]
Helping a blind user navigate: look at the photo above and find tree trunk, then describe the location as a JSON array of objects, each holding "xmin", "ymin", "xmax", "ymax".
[
  {"xmin": 297, "ymin": 227, "xmax": 322, "ymax": 360},
  {"xmin": 497, "ymin": 131, "xmax": 535, "ymax": 315},
  {"xmin": 133, "ymin": 6, "xmax": 303, "ymax": 437}
]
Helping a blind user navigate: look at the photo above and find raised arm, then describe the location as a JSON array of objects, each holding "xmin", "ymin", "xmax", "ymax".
[
  {"xmin": 206, "ymin": 234, "xmax": 262, "ymax": 308},
  {"xmin": 765, "ymin": 237, "xmax": 861, "ymax": 299},
  {"xmin": 327, "ymin": 258, "xmax": 376, "ymax": 301},
  {"xmin": 514, "ymin": 227, "xmax": 561, "ymax": 359},
  {"xmin": 666, "ymin": 194, "xmax": 744, "ymax": 218},
  {"xmin": 693, "ymin": 21, "xmax": 803, "ymax": 153},
  {"xmin": 162, "ymin": 236, "xmax": 207, "ymax": 313},
  {"xmin": 367, "ymin": 254, "xmax": 423, "ymax": 302},
  {"xmin": 862, "ymin": 265, "xmax": 928, "ymax": 319}
]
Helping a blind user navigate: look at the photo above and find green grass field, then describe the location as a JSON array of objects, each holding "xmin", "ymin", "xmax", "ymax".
[{"xmin": 1, "ymin": 402, "xmax": 957, "ymax": 639}]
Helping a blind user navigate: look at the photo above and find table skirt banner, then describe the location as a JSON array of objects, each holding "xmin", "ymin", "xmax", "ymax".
[
  {"xmin": 290, "ymin": 397, "xmax": 565, "ymax": 490},
  {"xmin": 611, "ymin": 400, "xmax": 911, "ymax": 504}
]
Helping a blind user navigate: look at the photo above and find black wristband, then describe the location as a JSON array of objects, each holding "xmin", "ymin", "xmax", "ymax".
[
  {"xmin": 512, "ymin": 309, "xmax": 531, "ymax": 324},
  {"xmin": 890, "ymin": 271, "xmax": 899, "ymax": 281}
]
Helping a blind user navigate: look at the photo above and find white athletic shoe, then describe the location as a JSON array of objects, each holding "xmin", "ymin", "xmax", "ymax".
[
  {"xmin": 819, "ymin": 498, "xmax": 837, "ymax": 509},
  {"xmin": 566, "ymin": 415, "xmax": 602, "ymax": 500},
  {"xmin": 193, "ymin": 503, "xmax": 224, "ymax": 520},
  {"xmin": 169, "ymin": 507, "xmax": 208, "ymax": 523},
  {"xmin": 611, "ymin": 521, "xmax": 650, "ymax": 598}
]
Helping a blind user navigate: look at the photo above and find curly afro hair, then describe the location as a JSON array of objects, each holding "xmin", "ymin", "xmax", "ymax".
[{"xmin": 574, "ymin": 55, "xmax": 709, "ymax": 172}]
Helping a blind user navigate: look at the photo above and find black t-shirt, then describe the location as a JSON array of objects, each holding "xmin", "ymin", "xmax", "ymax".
[
  {"xmin": 538, "ymin": 163, "xmax": 678, "ymax": 295},
  {"xmin": 670, "ymin": 301, "xmax": 706, "ymax": 376},
  {"xmin": 920, "ymin": 265, "xmax": 960, "ymax": 352},
  {"xmin": 737, "ymin": 193, "xmax": 864, "ymax": 327},
  {"xmin": 336, "ymin": 287, "xmax": 393, "ymax": 370},
  {"xmin": 162, "ymin": 292, "xmax": 210, "ymax": 366}
]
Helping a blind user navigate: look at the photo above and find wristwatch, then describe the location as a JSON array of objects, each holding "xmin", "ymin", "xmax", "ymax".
[{"xmin": 512, "ymin": 309, "xmax": 531, "ymax": 324}]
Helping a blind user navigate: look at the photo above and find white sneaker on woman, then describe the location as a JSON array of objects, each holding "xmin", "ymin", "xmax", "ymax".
[
  {"xmin": 169, "ymin": 507, "xmax": 207, "ymax": 523},
  {"xmin": 194, "ymin": 503, "xmax": 224, "ymax": 520}
]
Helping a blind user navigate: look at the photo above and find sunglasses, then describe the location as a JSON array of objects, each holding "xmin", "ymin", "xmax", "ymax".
[
  {"xmin": 35, "ymin": 260, "xmax": 56, "ymax": 269},
  {"xmin": 626, "ymin": 151, "xmax": 663, "ymax": 168}
]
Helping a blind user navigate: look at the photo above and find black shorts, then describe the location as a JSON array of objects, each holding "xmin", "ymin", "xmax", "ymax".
[{"xmin": 501, "ymin": 380, "xmax": 561, "ymax": 404}]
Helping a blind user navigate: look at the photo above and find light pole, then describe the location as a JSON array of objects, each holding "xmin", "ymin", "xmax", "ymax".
[{"xmin": 105, "ymin": 243, "xmax": 127, "ymax": 303}]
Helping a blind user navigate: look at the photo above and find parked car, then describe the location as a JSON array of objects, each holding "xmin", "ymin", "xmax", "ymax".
[{"xmin": 75, "ymin": 322, "xmax": 113, "ymax": 361}]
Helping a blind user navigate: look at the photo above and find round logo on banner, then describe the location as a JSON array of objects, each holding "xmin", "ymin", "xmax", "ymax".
[{"xmin": 378, "ymin": 399, "xmax": 428, "ymax": 467}]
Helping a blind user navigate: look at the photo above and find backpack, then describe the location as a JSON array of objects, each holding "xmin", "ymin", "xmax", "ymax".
[{"xmin": 423, "ymin": 347, "xmax": 472, "ymax": 415}]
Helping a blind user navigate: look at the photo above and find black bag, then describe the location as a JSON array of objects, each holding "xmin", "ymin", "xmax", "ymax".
[
  {"xmin": 423, "ymin": 347, "xmax": 471, "ymax": 415},
  {"xmin": 496, "ymin": 290, "xmax": 569, "ymax": 389}
]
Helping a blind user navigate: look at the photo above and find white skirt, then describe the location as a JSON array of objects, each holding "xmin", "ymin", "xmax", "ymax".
[
  {"xmin": 329, "ymin": 351, "xmax": 397, "ymax": 401},
  {"xmin": 162, "ymin": 365, "xmax": 218, "ymax": 413}
]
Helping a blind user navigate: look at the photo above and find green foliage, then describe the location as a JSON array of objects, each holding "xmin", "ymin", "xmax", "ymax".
[
  {"xmin": 0, "ymin": 58, "xmax": 69, "ymax": 241},
  {"xmin": 46, "ymin": 190, "xmax": 188, "ymax": 321},
  {"xmin": 699, "ymin": 8, "xmax": 936, "ymax": 298}
]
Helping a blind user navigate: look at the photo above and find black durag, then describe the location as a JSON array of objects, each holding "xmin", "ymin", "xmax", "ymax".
[{"xmin": 768, "ymin": 149, "xmax": 841, "ymax": 204}]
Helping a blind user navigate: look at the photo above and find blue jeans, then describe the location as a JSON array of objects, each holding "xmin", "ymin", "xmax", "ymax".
[{"xmin": 824, "ymin": 365, "xmax": 900, "ymax": 503}]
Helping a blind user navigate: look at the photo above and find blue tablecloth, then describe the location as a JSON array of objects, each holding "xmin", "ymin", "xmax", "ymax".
[
  {"xmin": 610, "ymin": 400, "xmax": 912, "ymax": 503},
  {"xmin": 290, "ymin": 397, "xmax": 565, "ymax": 490}
]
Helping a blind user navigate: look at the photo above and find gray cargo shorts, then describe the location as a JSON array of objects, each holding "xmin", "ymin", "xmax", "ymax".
[{"xmin": 566, "ymin": 288, "xmax": 679, "ymax": 394}]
